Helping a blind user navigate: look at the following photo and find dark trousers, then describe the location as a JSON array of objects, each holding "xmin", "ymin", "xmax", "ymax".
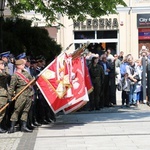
[
  {"xmin": 102, "ymin": 75, "xmax": 110, "ymax": 106},
  {"xmin": 109, "ymin": 76, "xmax": 116, "ymax": 104},
  {"xmin": 37, "ymin": 93, "xmax": 55, "ymax": 123},
  {"xmin": 122, "ymin": 90, "xmax": 129, "ymax": 105},
  {"xmin": 89, "ymin": 82, "xmax": 101, "ymax": 110}
]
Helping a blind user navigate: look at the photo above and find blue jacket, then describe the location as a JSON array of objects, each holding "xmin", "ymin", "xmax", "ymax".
[{"xmin": 120, "ymin": 62, "xmax": 128, "ymax": 77}]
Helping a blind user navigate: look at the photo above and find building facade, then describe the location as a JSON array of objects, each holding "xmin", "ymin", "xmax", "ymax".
[
  {"xmin": 57, "ymin": 0, "xmax": 150, "ymax": 59},
  {"xmin": 4, "ymin": 0, "xmax": 150, "ymax": 58}
]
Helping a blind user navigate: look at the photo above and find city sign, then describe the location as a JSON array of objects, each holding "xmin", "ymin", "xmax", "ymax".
[
  {"xmin": 137, "ymin": 14, "xmax": 150, "ymax": 27},
  {"xmin": 74, "ymin": 18, "xmax": 119, "ymax": 30}
]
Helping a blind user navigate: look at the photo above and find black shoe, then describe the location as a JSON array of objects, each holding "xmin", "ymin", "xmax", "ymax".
[
  {"xmin": 8, "ymin": 121, "xmax": 16, "ymax": 134},
  {"xmin": 21, "ymin": 121, "xmax": 33, "ymax": 133},
  {"xmin": 0, "ymin": 127, "xmax": 7, "ymax": 133},
  {"xmin": 27, "ymin": 124, "xmax": 35, "ymax": 130},
  {"xmin": 21, "ymin": 126, "xmax": 33, "ymax": 132},
  {"xmin": 33, "ymin": 121, "xmax": 41, "ymax": 126},
  {"xmin": 42, "ymin": 120, "xmax": 49, "ymax": 125},
  {"xmin": 46, "ymin": 118, "xmax": 52, "ymax": 123},
  {"xmin": 50, "ymin": 117, "xmax": 56, "ymax": 123},
  {"xmin": 31, "ymin": 123, "xmax": 37, "ymax": 128}
]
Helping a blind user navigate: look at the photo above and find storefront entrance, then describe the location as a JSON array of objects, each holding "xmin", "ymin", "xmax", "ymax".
[
  {"xmin": 139, "ymin": 41, "xmax": 150, "ymax": 53},
  {"xmin": 74, "ymin": 30, "xmax": 118, "ymax": 55}
]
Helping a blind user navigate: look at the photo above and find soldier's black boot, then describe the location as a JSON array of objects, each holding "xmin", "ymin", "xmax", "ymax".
[
  {"xmin": 33, "ymin": 117, "xmax": 41, "ymax": 126},
  {"xmin": 21, "ymin": 121, "xmax": 33, "ymax": 133},
  {"xmin": 0, "ymin": 123, "xmax": 7, "ymax": 133},
  {"xmin": 8, "ymin": 121, "xmax": 16, "ymax": 134}
]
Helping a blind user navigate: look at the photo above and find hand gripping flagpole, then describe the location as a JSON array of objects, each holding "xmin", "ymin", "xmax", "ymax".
[{"xmin": 0, "ymin": 78, "xmax": 36, "ymax": 114}]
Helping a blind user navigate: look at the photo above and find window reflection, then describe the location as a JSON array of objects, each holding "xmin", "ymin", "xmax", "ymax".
[
  {"xmin": 74, "ymin": 31, "xmax": 95, "ymax": 39},
  {"xmin": 97, "ymin": 31, "xmax": 117, "ymax": 39}
]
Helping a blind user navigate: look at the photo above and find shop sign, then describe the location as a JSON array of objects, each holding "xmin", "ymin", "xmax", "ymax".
[
  {"xmin": 139, "ymin": 28, "xmax": 150, "ymax": 40},
  {"xmin": 137, "ymin": 14, "xmax": 150, "ymax": 27},
  {"xmin": 74, "ymin": 18, "xmax": 118, "ymax": 30}
]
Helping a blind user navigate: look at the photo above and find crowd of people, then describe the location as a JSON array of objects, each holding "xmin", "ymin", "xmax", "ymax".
[
  {"xmin": 0, "ymin": 44, "xmax": 149, "ymax": 134},
  {"xmin": 85, "ymin": 44, "xmax": 149, "ymax": 111},
  {"xmin": 0, "ymin": 51, "xmax": 56, "ymax": 134}
]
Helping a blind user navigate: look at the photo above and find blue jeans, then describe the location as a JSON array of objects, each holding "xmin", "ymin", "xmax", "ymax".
[{"xmin": 129, "ymin": 84, "xmax": 137, "ymax": 104}]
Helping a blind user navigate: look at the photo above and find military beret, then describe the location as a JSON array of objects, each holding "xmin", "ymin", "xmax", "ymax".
[
  {"xmin": 0, "ymin": 51, "xmax": 10, "ymax": 57},
  {"xmin": 15, "ymin": 59, "xmax": 25, "ymax": 65},
  {"xmin": 16, "ymin": 52, "xmax": 26, "ymax": 60}
]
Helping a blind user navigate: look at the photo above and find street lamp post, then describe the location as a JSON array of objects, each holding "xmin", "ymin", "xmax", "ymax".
[{"xmin": 0, "ymin": 0, "xmax": 5, "ymax": 53}]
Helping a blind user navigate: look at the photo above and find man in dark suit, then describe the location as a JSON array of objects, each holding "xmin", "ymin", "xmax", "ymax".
[{"xmin": 99, "ymin": 55, "xmax": 112, "ymax": 107}]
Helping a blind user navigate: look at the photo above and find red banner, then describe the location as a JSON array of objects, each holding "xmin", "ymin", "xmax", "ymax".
[
  {"xmin": 36, "ymin": 54, "xmax": 89, "ymax": 114},
  {"xmin": 83, "ymin": 57, "xmax": 93, "ymax": 93},
  {"xmin": 63, "ymin": 57, "xmax": 92, "ymax": 114}
]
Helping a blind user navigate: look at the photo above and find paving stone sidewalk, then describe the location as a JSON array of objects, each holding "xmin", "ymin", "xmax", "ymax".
[{"xmin": 1, "ymin": 102, "xmax": 150, "ymax": 150}]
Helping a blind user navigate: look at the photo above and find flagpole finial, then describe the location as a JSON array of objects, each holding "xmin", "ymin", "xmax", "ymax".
[{"xmin": 64, "ymin": 43, "xmax": 73, "ymax": 52}]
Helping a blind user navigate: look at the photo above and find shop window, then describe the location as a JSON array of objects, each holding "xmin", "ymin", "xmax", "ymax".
[
  {"xmin": 74, "ymin": 31, "xmax": 95, "ymax": 39},
  {"xmin": 97, "ymin": 30, "xmax": 117, "ymax": 39}
]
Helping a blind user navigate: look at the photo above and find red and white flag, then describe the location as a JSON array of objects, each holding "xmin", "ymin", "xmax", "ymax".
[
  {"xmin": 63, "ymin": 57, "xmax": 92, "ymax": 114},
  {"xmin": 36, "ymin": 51, "xmax": 92, "ymax": 114},
  {"xmin": 36, "ymin": 53, "xmax": 75, "ymax": 113},
  {"xmin": 83, "ymin": 57, "xmax": 93, "ymax": 93}
]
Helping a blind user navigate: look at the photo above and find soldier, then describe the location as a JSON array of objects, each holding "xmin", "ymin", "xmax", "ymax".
[
  {"xmin": 30, "ymin": 59, "xmax": 41, "ymax": 126},
  {"xmin": 0, "ymin": 51, "xmax": 13, "ymax": 130},
  {"xmin": 88, "ymin": 56, "xmax": 104, "ymax": 110},
  {"xmin": 36, "ymin": 56, "xmax": 56, "ymax": 124},
  {"xmin": 16, "ymin": 52, "xmax": 26, "ymax": 60},
  {"xmin": 0, "ymin": 59, "xmax": 10, "ymax": 133},
  {"xmin": 0, "ymin": 51, "xmax": 10, "ymax": 74},
  {"xmin": 16, "ymin": 53, "xmax": 40, "ymax": 128},
  {"xmin": 8, "ymin": 59, "xmax": 34, "ymax": 133}
]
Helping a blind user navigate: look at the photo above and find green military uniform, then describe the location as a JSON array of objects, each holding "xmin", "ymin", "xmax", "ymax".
[
  {"xmin": 0, "ymin": 71, "xmax": 10, "ymax": 123},
  {"xmin": 8, "ymin": 70, "xmax": 34, "ymax": 122},
  {"xmin": 88, "ymin": 62, "xmax": 104, "ymax": 110}
]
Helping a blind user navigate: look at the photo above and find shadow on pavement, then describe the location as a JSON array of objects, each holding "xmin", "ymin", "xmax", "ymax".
[{"xmin": 40, "ymin": 104, "xmax": 150, "ymax": 130}]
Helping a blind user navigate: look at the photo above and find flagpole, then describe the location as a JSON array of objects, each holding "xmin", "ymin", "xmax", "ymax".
[
  {"xmin": 0, "ymin": 43, "xmax": 89, "ymax": 114},
  {"xmin": 72, "ymin": 42, "xmax": 89, "ymax": 60},
  {"xmin": 37, "ymin": 43, "xmax": 73, "ymax": 77},
  {"xmin": 0, "ymin": 78, "xmax": 36, "ymax": 114}
]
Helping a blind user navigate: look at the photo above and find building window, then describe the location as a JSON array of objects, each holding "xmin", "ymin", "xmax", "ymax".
[
  {"xmin": 74, "ymin": 31, "xmax": 95, "ymax": 39},
  {"xmin": 97, "ymin": 30, "xmax": 117, "ymax": 39}
]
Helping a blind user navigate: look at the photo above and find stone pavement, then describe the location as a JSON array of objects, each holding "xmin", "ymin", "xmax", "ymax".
[{"xmin": 0, "ymin": 103, "xmax": 150, "ymax": 150}]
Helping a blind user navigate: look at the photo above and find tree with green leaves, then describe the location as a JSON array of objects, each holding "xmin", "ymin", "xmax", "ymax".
[
  {"xmin": 7, "ymin": 0, "xmax": 126, "ymax": 23},
  {"xmin": 3, "ymin": 18, "xmax": 62, "ymax": 61}
]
